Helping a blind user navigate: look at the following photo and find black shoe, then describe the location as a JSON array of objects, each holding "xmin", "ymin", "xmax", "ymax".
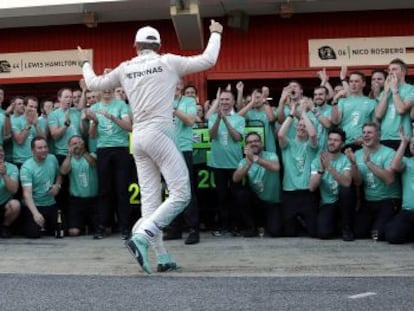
[
  {"xmin": 231, "ymin": 229, "xmax": 241, "ymax": 237},
  {"xmin": 242, "ymin": 228, "xmax": 257, "ymax": 238},
  {"xmin": 93, "ymin": 230, "xmax": 105, "ymax": 240},
  {"xmin": 157, "ymin": 262, "xmax": 178, "ymax": 272},
  {"xmin": 0, "ymin": 226, "xmax": 12, "ymax": 238},
  {"xmin": 121, "ymin": 230, "xmax": 130, "ymax": 240},
  {"xmin": 185, "ymin": 230, "xmax": 199, "ymax": 245},
  {"xmin": 342, "ymin": 228, "xmax": 354, "ymax": 242},
  {"xmin": 211, "ymin": 230, "xmax": 222, "ymax": 237},
  {"xmin": 163, "ymin": 231, "xmax": 182, "ymax": 241}
]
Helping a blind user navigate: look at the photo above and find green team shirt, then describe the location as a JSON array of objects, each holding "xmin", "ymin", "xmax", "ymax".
[
  {"xmin": 281, "ymin": 137, "xmax": 318, "ymax": 191},
  {"xmin": 307, "ymin": 104, "xmax": 332, "ymax": 152},
  {"xmin": 173, "ymin": 96, "xmax": 197, "ymax": 152},
  {"xmin": 354, "ymin": 145, "xmax": 401, "ymax": 201},
  {"xmin": 11, "ymin": 116, "xmax": 47, "ymax": 164},
  {"xmin": 20, "ymin": 154, "xmax": 60, "ymax": 206},
  {"xmin": 0, "ymin": 162, "xmax": 19, "ymax": 205},
  {"xmin": 245, "ymin": 108, "xmax": 277, "ymax": 153},
  {"xmin": 338, "ymin": 96, "xmax": 376, "ymax": 145},
  {"xmin": 238, "ymin": 151, "xmax": 281, "ymax": 203},
  {"xmin": 48, "ymin": 108, "xmax": 81, "ymax": 155},
  {"xmin": 90, "ymin": 99, "xmax": 130, "ymax": 148},
  {"xmin": 379, "ymin": 83, "xmax": 414, "ymax": 140},
  {"xmin": 208, "ymin": 113, "xmax": 245, "ymax": 169},
  {"xmin": 401, "ymin": 157, "xmax": 414, "ymax": 211},
  {"xmin": 67, "ymin": 154, "xmax": 98, "ymax": 198},
  {"xmin": 311, "ymin": 153, "xmax": 351, "ymax": 205}
]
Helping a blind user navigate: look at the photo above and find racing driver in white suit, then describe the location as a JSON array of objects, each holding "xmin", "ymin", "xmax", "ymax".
[{"xmin": 78, "ymin": 19, "xmax": 223, "ymax": 274}]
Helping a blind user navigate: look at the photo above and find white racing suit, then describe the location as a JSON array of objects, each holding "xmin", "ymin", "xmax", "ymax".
[{"xmin": 82, "ymin": 32, "xmax": 221, "ymax": 244}]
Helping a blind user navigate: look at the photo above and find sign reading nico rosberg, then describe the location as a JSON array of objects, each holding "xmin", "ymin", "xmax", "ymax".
[{"xmin": 308, "ymin": 36, "xmax": 414, "ymax": 67}]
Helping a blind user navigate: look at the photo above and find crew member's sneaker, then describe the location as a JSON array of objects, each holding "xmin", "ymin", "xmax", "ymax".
[
  {"xmin": 0, "ymin": 226, "xmax": 12, "ymax": 238},
  {"xmin": 126, "ymin": 234, "xmax": 151, "ymax": 274},
  {"xmin": 121, "ymin": 230, "xmax": 130, "ymax": 241},
  {"xmin": 185, "ymin": 229, "xmax": 200, "ymax": 245},
  {"xmin": 342, "ymin": 228, "xmax": 355, "ymax": 242},
  {"xmin": 157, "ymin": 253, "xmax": 178, "ymax": 272}
]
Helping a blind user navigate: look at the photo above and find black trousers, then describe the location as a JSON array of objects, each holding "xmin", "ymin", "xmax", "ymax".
[
  {"xmin": 385, "ymin": 209, "xmax": 414, "ymax": 244},
  {"xmin": 282, "ymin": 190, "xmax": 318, "ymax": 237},
  {"xmin": 96, "ymin": 147, "xmax": 131, "ymax": 232},
  {"xmin": 317, "ymin": 186, "xmax": 355, "ymax": 239},
  {"xmin": 24, "ymin": 204, "xmax": 57, "ymax": 238},
  {"xmin": 354, "ymin": 198, "xmax": 400, "ymax": 240},
  {"xmin": 67, "ymin": 196, "xmax": 99, "ymax": 233},
  {"xmin": 234, "ymin": 185, "xmax": 283, "ymax": 237},
  {"xmin": 212, "ymin": 168, "xmax": 241, "ymax": 231}
]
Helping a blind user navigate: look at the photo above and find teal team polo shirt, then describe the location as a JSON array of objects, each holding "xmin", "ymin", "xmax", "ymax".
[
  {"xmin": 281, "ymin": 137, "xmax": 318, "ymax": 191},
  {"xmin": 379, "ymin": 83, "xmax": 414, "ymax": 140},
  {"xmin": 354, "ymin": 145, "xmax": 401, "ymax": 201},
  {"xmin": 311, "ymin": 153, "xmax": 351, "ymax": 205},
  {"xmin": 237, "ymin": 151, "xmax": 281, "ymax": 203},
  {"xmin": 11, "ymin": 116, "xmax": 47, "ymax": 164},
  {"xmin": 20, "ymin": 154, "xmax": 60, "ymax": 206},
  {"xmin": 68, "ymin": 154, "xmax": 98, "ymax": 198},
  {"xmin": 173, "ymin": 96, "xmax": 197, "ymax": 152},
  {"xmin": 48, "ymin": 108, "xmax": 81, "ymax": 155},
  {"xmin": 338, "ymin": 96, "xmax": 376, "ymax": 145},
  {"xmin": 208, "ymin": 113, "xmax": 245, "ymax": 169},
  {"xmin": 0, "ymin": 162, "xmax": 19, "ymax": 205},
  {"xmin": 90, "ymin": 99, "xmax": 131, "ymax": 148}
]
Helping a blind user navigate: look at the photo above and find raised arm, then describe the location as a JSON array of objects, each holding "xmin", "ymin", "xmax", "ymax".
[{"xmin": 391, "ymin": 127, "xmax": 409, "ymax": 172}]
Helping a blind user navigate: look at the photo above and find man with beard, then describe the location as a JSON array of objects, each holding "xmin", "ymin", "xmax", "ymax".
[
  {"xmin": 331, "ymin": 72, "xmax": 376, "ymax": 151},
  {"xmin": 20, "ymin": 137, "xmax": 62, "ymax": 238},
  {"xmin": 60, "ymin": 135, "xmax": 99, "ymax": 237},
  {"xmin": 309, "ymin": 128, "xmax": 354, "ymax": 241},
  {"xmin": 345, "ymin": 122, "xmax": 401, "ymax": 240},
  {"xmin": 233, "ymin": 132, "xmax": 282, "ymax": 237},
  {"xmin": 307, "ymin": 86, "xmax": 332, "ymax": 152},
  {"xmin": 238, "ymin": 89, "xmax": 277, "ymax": 153}
]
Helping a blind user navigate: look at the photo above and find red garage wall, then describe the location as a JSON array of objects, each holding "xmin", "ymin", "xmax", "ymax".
[{"xmin": 1, "ymin": 9, "xmax": 414, "ymax": 101}]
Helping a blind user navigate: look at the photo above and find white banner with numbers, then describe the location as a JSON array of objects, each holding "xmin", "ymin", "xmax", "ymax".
[
  {"xmin": 0, "ymin": 49, "xmax": 93, "ymax": 78},
  {"xmin": 308, "ymin": 36, "xmax": 414, "ymax": 67}
]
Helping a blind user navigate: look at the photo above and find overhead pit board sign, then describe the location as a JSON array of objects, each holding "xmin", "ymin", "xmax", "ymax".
[
  {"xmin": 309, "ymin": 36, "xmax": 414, "ymax": 67},
  {"xmin": 0, "ymin": 49, "xmax": 93, "ymax": 78}
]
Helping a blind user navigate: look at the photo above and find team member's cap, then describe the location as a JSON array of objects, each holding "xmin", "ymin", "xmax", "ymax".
[{"xmin": 135, "ymin": 26, "xmax": 161, "ymax": 44}]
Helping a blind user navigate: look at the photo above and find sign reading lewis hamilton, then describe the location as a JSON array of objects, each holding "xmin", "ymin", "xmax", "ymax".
[
  {"xmin": 0, "ymin": 49, "xmax": 93, "ymax": 78},
  {"xmin": 309, "ymin": 36, "xmax": 414, "ymax": 67}
]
